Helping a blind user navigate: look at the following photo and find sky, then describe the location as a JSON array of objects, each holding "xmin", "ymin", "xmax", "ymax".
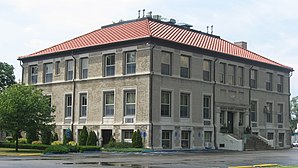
[{"xmin": 1, "ymin": 0, "xmax": 298, "ymax": 96}]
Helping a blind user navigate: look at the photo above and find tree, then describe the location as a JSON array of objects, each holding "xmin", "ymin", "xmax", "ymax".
[
  {"xmin": 0, "ymin": 84, "xmax": 55, "ymax": 151},
  {"xmin": 26, "ymin": 129, "xmax": 39, "ymax": 144},
  {"xmin": 0, "ymin": 62, "xmax": 15, "ymax": 91},
  {"xmin": 291, "ymin": 96, "xmax": 298, "ymax": 131},
  {"xmin": 79, "ymin": 126, "xmax": 88, "ymax": 146},
  {"xmin": 41, "ymin": 127, "xmax": 52, "ymax": 145},
  {"xmin": 52, "ymin": 132, "xmax": 59, "ymax": 141},
  {"xmin": 132, "ymin": 130, "xmax": 143, "ymax": 148},
  {"xmin": 86, "ymin": 130, "xmax": 97, "ymax": 146}
]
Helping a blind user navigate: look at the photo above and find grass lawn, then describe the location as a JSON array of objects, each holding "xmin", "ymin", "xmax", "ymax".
[{"xmin": 0, "ymin": 147, "xmax": 43, "ymax": 156}]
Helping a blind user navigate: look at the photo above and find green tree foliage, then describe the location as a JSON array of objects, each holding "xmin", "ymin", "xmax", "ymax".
[
  {"xmin": 41, "ymin": 127, "xmax": 53, "ymax": 145},
  {"xmin": 86, "ymin": 130, "xmax": 98, "ymax": 146},
  {"xmin": 0, "ymin": 62, "xmax": 15, "ymax": 91},
  {"xmin": 132, "ymin": 130, "xmax": 143, "ymax": 148},
  {"xmin": 291, "ymin": 96, "xmax": 298, "ymax": 131},
  {"xmin": 0, "ymin": 84, "xmax": 55, "ymax": 151},
  {"xmin": 79, "ymin": 126, "xmax": 88, "ymax": 146},
  {"xmin": 26, "ymin": 129, "xmax": 39, "ymax": 144},
  {"xmin": 53, "ymin": 132, "xmax": 59, "ymax": 141}
]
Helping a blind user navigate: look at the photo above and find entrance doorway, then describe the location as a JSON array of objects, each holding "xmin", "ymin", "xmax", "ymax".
[
  {"xmin": 102, "ymin": 129, "xmax": 112, "ymax": 146},
  {"xmin": 227, "ymin": 112, "xmax": 234, "ymax": 133}
]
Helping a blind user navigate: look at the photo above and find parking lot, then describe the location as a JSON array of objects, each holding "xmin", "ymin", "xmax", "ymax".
[{"xmin": 0, "ymin": 148, "xmax": 297, "ymax": 168}]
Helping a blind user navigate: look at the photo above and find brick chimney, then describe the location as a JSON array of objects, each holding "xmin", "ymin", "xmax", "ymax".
[{"xmin": 234, "ymin": 41, "xmax": 247, "ymax": 50}]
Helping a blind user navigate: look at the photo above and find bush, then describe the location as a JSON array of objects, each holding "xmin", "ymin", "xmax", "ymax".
[
  {"xmin": 18, "ymin": 138, "xmax": 28, "ymax": 144},
  {"xmin": 79, "ymin": 146, "xmax": 101, "ymax": 153},
  {"xmin": 41, "ymin": 129, "xmax": 52, "ymax": 145},
  {"xmin": 0, "ymin": 142, "xmax": 49, "ymax": 150},
  {"xmin": 44, "ymin": 145, "xmax": 69, "ymax": 154},
  {"xmin": 5, "ymin": 136, "xmax": 13, "ymax": 143},
  {"xmin": 79, "ymin": 126, "xmax": 88, "ymax": 146},
  {"xmin": 67, "ymin": 141, "xmax": 79, "ymax": 152},
  {"xmin": 132, "ymin": 130, "xmax": 143, "ymax": 148},
  {"xmin": 26, "ymin": 129, "xmax": 39, "ymax": 144},
  {"xmin": 32, "ymin": 141, "xmax": 42, "ymax": 145},
  {"xmin": 51, "ymin": 141, "xmax": 63, "ymax": 146},
  {"xmin": 86, "ymin": 130, "xmax": 97, "ymax": 146},
  {"xmin": 53, "ymin": 132, "xmax": 58, "ymax": 141},
  {"xmin": 104, "ymin": 141, "xmax": 133, "ymax": 148}
]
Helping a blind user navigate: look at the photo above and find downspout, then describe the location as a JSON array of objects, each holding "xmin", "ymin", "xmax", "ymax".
[
  {"xmin": 248, "ymin": 66, "xmax": 254, "ymax": 129},
  {"xmin": 19, "ymin": 60, "xmax": 24, "ymax": 84},
  {"xmin": 149, "ymin": 43, "xmax": 156, "ymax": 150},
  {"xmin": 71, "ymin": 52, "xmax": 76, "ymax": 136},
  {"xmin": 213, "ymin": 58, "xmax": 218, "ymax": 149}
]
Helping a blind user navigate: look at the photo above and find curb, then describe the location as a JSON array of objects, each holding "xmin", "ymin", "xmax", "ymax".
[{"xmin": 229, "ymin": 164, "xmax": 279, "ymax": 168}]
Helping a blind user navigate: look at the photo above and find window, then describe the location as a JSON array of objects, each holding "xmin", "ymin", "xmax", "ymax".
[
  {"xmin": 30, "ymin": 65, "xmax": 38, "ymax": 84},
  {"xmin": 278, "ymin": 104, "xmax": 283, "ymax": 123},
  {"xmin": 266, "ymin": 72, "xmax": 273, "ymax": 91},
  {"xmin": 161, "ymin": 52, "xmax": 171, "ymax": 75},
  {"xmin": 80, "ymin": 58, "xmax": 88, "ymax": 79},
  {"xmin": 104, "ymin": 91, "xmax": 114, "ymax": 116},
  {"xmin": 122, "ymin": 130, "xmax": 133, "ymax": 142},
  {"xmin": 181, "ymin": 131, "xmax": 190, "ymax": 149},
  {"xmin": 227, "ymin": 64, "xmax": 236, "ymax": 85},
  {"xmin": 124, "ymin": 90, "xmax": 136, "ymax": 116},
  {"xmin": 251, "ymin": 101, "xmax": 257, "ymax": 122},
  {"xmin": 220, "ymin": 111, "xmax": 225, "ymax": 125},
  {"xmin": 44, "ymin": 63, "xmax": 53, "ymax": 83},
  {"xmin": 161, "ymin": 91, "xmax": 171, "ymax": 117},
  {"xmin": 204, "ymin": 131, "xmax": 212, "ymax": 143},
  {"xmin": 66, "ymin": 60, "xmax": 73, "ymax": 81},
  {"xmin": 277, "ymin": 75, "xmax": 283, "ymax": 92},
  {"xmin": 126, "ymin": 51, "xmax": 136, "ymax": 74},
  {"xmin": 65, "ymin": 94, "xmax": 72, "ymax": 118},
  {"xmin": 238, "ymin": 66, "xmax": 244, "ymax": 86},
  {"xmin": 267, "ymin": 132, "xmax": 274, "ymax": 140},
  {"xmin": 219, "ymin": 63, "xmax": 226, "ymax": 83},
  {"xmin": 162, "ymin": 130, "xmax": 172, "ymax": 149},
  {"xmin": 180, "ymin": 93, "xmax": 190, "ymax": 118},
  {"xmin": 55, "ymin": 61, "xmax": 60, "ymax": 75},
  {"xmin": 239, "ymin": 113, "xmax": 244, "ymax": 126},
  {"xmin": 266, "ymin": 102, "xmax": 273, "ymax": 123},
  {"xmin": 105, "ymin": 54, "xmax": 115, "ymax": 76},
  {"xmin": 180, "ymin": 55, "xmax": 190, "ymax": 78},
  {"xmin": 203, "ymin": 60, "xmax": 211, "ymax": 81},
  {"xmin": 279, "ymin": 133, "xmax": 284, "ymax": 147},
  {"xmin": 203, "ymin": 95, "xmax": 211, "ymax": 119},
  {"xmin": 250, "ymin": 69, "xmax": 257, "ymax": 88},
  {"xmin": 79, "ymin": 93, "xmax": 87, "ymax": 118}
]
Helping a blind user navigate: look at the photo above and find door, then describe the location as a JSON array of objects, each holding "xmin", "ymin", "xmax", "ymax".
[
  {"xmin": 227, "ymin": 112, "xmax": 234, "ymax": 133},
  {"xmin": 181, "ymin": 131, "xmax": 191, "ymax": 149},
  {"xmin": 102, "ymin": 129, "xmax": 112, "ymax": 146}
]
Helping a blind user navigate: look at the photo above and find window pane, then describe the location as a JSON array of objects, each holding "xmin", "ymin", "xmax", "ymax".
[
  {"xmin": 126, "ymin": 92, "xmax": 135, "ymax": 103},
  {"xmin": 127, "ymin": 63, "xmax": 136, "ymax": 74},
  {"xmin": 106, "ymin": 66, "xmax": 115, "ymax": 76},
  {"xmin": 106, "ymin": 55, "xmax": 115, "ymax": 65},
  {"xmin": 161, "ymin": 64, "xmax": 170, "ymax": 75},
  {"xmin": 161, "ymin": 52, "xmax": 171, "ymax": 64},
  {"xmin": 180, "ymin": 67, "xmax": 189, "ymax": 78},
  {"xmin": 180, "ymin": 56, "xmax": 189, "ymax": 68},
  {"xmin": 126, "ymin": 52, "xmax": 136, "ymax": 63}
]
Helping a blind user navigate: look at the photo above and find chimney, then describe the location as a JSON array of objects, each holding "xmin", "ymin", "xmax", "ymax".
[{"xmin": 234, "ymin": 41, "xmax": 247, "ymax": 50}]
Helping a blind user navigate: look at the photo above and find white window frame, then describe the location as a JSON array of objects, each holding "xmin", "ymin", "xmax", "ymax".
[
  {"xmin": 203, "ymin": 60, "xmax": 211, "ymax": 81},
  {"xmin": 203, "ymin": 95, "xmax": 212, "ymax": 120},
  {"xmin": 277, "ymin": 103, "xmax": 284, "ymax": 123},
  {"xmin": 66, "ymin": 60, "xmax": 74, "ymax": 81},
  {"xmin": 30, "ymin": 65, "xmax": 38, "ymax": 84},
  {"xmin": 80, "ymin": 58, "xmax": 88, "ymax": 79},
  {"xmin": 103, "ymin": 90, "xmax": 115, "ymax": 117},
  {"xmin": 64, "ymin": 93, "xmax": 72, "ymax": 119},
  {"xmin": 161, "ymin": 90, "xmax": 172, "ymax": 117},
  {"xmin": 44, "ymin": 63, "xmax": 53, "ymax": 83},
  {"xmin": 161, "ymin": 130, "xmax": 172, "ymax": 149},
  {"xmin": 124, "ymin": 89, "xmax": 136, "ymax": 116},
  {"xmin": 161, "ymin": 51, "xmax": 172, "ymax": 75},
  {"xmin": 79, "ymin": 92, "xmax": 88, "ymax": 118},
  {"xmin": 180, "ymin": 92, "xmax": 190, "ymax": 118},
  {"xmin": 105, "ymin": 54, "xmax": 115, "ymax": 76},
  {"xmin": 180, "ymin": 55, "xmax": 190, "ymax": 78},
  {"xmin": 125, "ymin": 51, "xmax": 136, "ymax": 74}
]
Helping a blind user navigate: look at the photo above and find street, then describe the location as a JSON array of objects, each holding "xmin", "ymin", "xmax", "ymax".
[{"xmin": 0, "ymin": 148, "xmax": 297, "ymax": 168}]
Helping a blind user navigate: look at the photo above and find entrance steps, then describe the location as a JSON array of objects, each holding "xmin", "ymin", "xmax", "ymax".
[{"xmin": 244, "ymin": 135, "xmax": 273, "ymax": 151}]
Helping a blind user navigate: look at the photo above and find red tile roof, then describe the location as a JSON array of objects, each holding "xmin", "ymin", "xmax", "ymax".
[{"xmin": 19, "ymin": 18, "xmax": 292, "ymax": 70}]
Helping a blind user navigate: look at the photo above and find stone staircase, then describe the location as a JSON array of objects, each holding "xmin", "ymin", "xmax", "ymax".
[{"xmin": 244, "ymin": 135, "xmax": 273, "ymax": 151}]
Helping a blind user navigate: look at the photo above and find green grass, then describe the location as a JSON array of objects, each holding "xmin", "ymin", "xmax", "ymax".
[{"xmin": 0, "ymin": 147, "xmax": 43, "ymax": 156}]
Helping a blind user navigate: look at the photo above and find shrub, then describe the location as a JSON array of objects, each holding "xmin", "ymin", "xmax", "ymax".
[
  {"xmin": 132, "ymin": 130, "xmax": 143, "ymax": 148},
  {"xmin": 67, "ymin": 141, "xmax": 79, "ymax": 152},
  {"xmin": 51, "ymin": 141, "xmax": 63, "ymax": 146},
  {"xmin": 86, "ymin": 130, "xmax": 97, "ymax": 146},
  {"xmin": 79, "ymin": 126, "xmax": 88, "ymax": 146},
  {"xmin": 104, "ymin": 141, "xmax": 133, "ymax": 148},
  {"xmin": 18, "ymin": 138, "xmax": 28, "ymax": 144},
  {"xmin": 26, "ymin": 129, "xmax": 39, "ymax": 144},
  {"xmin": 0, "ymin": 142, "xmax": 49, "ymax": 150},
  {"xmin": 41, "ymin": 129, "xmax": 52, "ymax": 145},
  {"xmin": 79, "ymin": 146, "xmax": 101, "ymax": 153},
  {"xmin": 32, "ymin": 141, "xmax": 42, "ymax": 145},
  {"xmin": 44, "ymin": 145, "xmax": 69, "ymax": 154}
]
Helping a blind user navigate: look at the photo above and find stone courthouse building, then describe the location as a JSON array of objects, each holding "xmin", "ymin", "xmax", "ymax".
[{"xmin": 18, "ymin": 16, "xmax": 293, "ymax": 150}]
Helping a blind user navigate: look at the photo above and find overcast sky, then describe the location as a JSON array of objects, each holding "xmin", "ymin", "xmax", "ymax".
[{"xmin": 1, "ymin": 0, "xmax": 297, "ymax": 96}]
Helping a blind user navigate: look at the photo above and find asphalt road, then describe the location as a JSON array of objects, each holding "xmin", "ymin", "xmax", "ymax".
[{"xmin": 0, "ymin": 148, "xmax": 297, "ymax": 168}]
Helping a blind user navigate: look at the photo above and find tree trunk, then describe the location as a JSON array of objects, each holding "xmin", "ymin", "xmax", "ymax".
[{"xmin": 15, "ymin": 130, "xmax": 19, "ymax": 152}]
